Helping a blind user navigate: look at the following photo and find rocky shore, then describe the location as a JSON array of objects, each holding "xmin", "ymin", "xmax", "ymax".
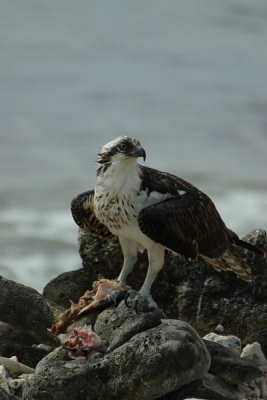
[{"xmin": 0, "ymin": 228, "xmax": 266, "ymax": 400}]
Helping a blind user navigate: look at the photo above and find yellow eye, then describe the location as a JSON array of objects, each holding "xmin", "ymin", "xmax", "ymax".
[{"xmin": 120, "ymin": 143, "xmax": 127, "ymax": 150}]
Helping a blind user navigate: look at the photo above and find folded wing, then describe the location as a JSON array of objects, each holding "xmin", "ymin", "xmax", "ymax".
[
  {"xmin": 138, "ymin": 189, "xmax": 231, "ymax": 260},
  {"xmin": 71, "ymin": 190, "xmax": 117, "ymax": 240}
]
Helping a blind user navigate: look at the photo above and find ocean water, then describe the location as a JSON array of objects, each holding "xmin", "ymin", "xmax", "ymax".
[{"xmin": 0, "ymin": 0, "xmax": 266, "ymax": 293}]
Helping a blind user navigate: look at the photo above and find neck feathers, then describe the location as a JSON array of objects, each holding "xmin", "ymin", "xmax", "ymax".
[
  {"xmin": 97, "ymin": 157, "xmax": 140, "ymax": 178},
  {"xmin": 97, "ymin": 162, "xmax": 112, "ymax": 177},
  {"xmin": 96, "ymin": 159, "xmax": 141, "ymax": 196}
]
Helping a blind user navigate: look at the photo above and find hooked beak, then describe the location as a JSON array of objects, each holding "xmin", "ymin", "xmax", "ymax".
[{"xmin": 128, "ymin": 146, "xmax": 146, "ymax": 162}]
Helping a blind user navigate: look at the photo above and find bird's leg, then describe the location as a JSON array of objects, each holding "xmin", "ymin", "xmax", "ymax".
[
  {"xmin": 110, "ymin": 237, "xmax": 138, "ymax": 303},
  {"xmin": 126, "ymin": 245, "xmax": 165, "ymax": 313},
  {"xmin": 104, "ymin": 254, "xmax": 137, "ymax": 304},
  {"xmin": 117, "ymin": 254, "xmax": 137, "ymax": 289}
]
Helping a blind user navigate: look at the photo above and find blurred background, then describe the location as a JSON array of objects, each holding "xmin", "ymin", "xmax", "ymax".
[{"xmin": 0, "ymin": 0, "xmax": 266, "ymax": 293}]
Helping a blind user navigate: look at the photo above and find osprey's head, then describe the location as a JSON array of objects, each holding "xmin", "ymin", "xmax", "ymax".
[{"xmin": 98, "ymin": 136, "xmax": 146, "ymax": 164}]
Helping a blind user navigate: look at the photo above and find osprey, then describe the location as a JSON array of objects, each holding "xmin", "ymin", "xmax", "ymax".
[{"xmin": 71, "ymin": 136, "xmax": 265, "ymax": 312}]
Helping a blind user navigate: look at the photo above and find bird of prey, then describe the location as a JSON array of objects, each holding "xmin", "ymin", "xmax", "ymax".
[{"xmin": 71, "ymin": 136, "xmax": 265, "ymax": 312}]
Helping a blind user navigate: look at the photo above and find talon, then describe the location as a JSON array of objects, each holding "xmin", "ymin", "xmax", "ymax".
[
  {"xmin": 124, "ymin": 290, "xmax": 158, "ymax": 313},
  {"xmin": 134, "ymin": 300, "xmax": 141, "ymax": 315},
  {"xmin": 108, "ymin": 291, "xmax": 120, "ymax": 304},
  {"xmin": 124, "ymin": 292, "xmax": 131, "ymax": 308}
]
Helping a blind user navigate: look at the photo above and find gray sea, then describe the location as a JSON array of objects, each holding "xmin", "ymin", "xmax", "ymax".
[{"xmin": 0, "ymin": 0, "xmax": 267, "ymax": 294}]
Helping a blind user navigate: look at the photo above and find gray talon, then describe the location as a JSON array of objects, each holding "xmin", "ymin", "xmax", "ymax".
[
  {"xmin": 109, "ymin": 291, "xmax": 120, "ymax": 304},
  {"xmin": 124, "ymin": 292, "xmax": 131, "ymax": 308},
  {"xmin": 125, "ymin": 290, "xmax": 158, "ymax": 313}
]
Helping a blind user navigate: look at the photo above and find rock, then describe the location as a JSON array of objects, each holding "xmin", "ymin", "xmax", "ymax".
[
  {"xmin": 215, "ymin": 325, "xmax": 225, "ymax": 333},
  {"xmin": 0, "ymin": 321, "xmax": 49, "ymax": 348},
  {"xmin": 0, "ymin": 388, "xmax": 17, "ymax": 400},
  {"xmin": 0, "ymin": 356, "xmax": 34, "ymax": 375},
  {"xmin": 43, "ymin": 268, "xmax": 93, "ymax": 309},
  {"xmin": 158, "ymin": 373, "xmax": 238, "ymax": 400},
  {"xmin": 0, "ymin": 342, "xmax": 49, "ymax": 369},
  {"xmin": 0, "ymin": 276, "xmax": 64, "ymax": 346},
  {"xmin": 78, "ymin": 232, "xmax": 123, "ymax": 282},
  {"xmin": 235, "ymin": 381, "xmax": 263, "ymax": 400},
  {"xmin": 241, "ymin": 229, "xmax": 267, "ymax": 270},
  {"xmin": 92, "ymin": 300, "xmax": 166, "ymax": 352},
  {"xmin": 203, "ymin": 333, "xmax": 241, "ymax": 356},
  {"xmin": 0, "ymin": 322, "xmax": 14, "ymax": 341},
  {"xmin": 204, "ymin": 339, "xmax": 262, "ymax": 385},
  {"xmin": 243, "ymin": 331, "xmax": 267, "ymax": 359},
  {"xmin": 2, "ymin": 227, "xmax": 266, "ymax": 400},
  {"xmin": 0, "ymin": 375, "xmax": 10, "ymax": 396},
  {"xmin": 23, "ymin": 305, "xmax": 211, "ymax": 400},
  {"xmin": 240, "ymin": 342, "xmax": 267, "ymax": 367}
]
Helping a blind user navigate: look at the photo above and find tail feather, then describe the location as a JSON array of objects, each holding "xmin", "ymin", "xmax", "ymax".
[
  {"xmin": 202, "ymin": 248, "xmax": 251, "ymax": 282},
  {"xmin": 202, "ymin": 231, "xmax": 265, "ymax": 282}
]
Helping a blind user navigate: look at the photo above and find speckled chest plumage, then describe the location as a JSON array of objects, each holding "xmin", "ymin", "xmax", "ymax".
[{"xmin": 94, "ymin": 160, "xmax": 142, "ymax": 236}]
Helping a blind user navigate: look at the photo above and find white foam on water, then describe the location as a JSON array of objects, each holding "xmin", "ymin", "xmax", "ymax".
[
  {"xmin": 0, "ymin": 251, "xmax": 81, "ymax": 294},
  {"xmin": 0, "ymin": 207, "xmax": 81, "ymax": 293},
  {"xmin": 0, "ymin": 209, "xmax": 78, "ymax": 244}
]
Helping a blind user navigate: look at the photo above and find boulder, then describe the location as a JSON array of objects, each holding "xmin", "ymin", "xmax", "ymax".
[
  {"xmin": 243, "ymin": 330, "xmax": 267, "ymax": 359},
  {"xmin": 22, "ymin": 306, "xmax": 211, "ymax": 400},
  {"xmin": 43, "ymin": 268, "xmax": 93, "ymax": 309},
  {"xmin": 92, "ymin": 299, "xmax": 166, "ymax": 352},
  {"xmin": 0, "ymin": 276, "xmax": 64, "ymax": 346},
  {"xmin": 158, "ymin": 373, "xmax": 239, "ymax": 400},
  {"xmin": 0, "ymin": 342, "xmax": 49, "ymax": 369},
  {"xmin": 0, "ymin": 322, "xmax": 39, "ymax": 347},
  {"xmin": 203, "ymin": 339, "xmax": 262, "ymax": 385},
  {"xmin": 0, "ymin": 388, "xmax": 17, "ymax": 400}
]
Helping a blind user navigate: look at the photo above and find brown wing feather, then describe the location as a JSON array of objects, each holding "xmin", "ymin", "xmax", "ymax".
[
  {"xmin": 138, "ymin": 189, "xmax": 231, "ymax": 260},
  {"xmin": 71, "ymin": 190, "xmax": 117, "ymax": 240}
]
